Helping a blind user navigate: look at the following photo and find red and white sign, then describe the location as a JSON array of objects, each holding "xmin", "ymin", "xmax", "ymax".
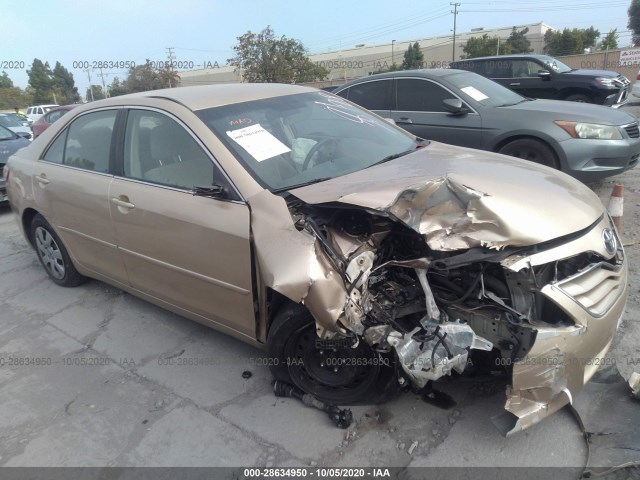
[{"xmin": 620, "ymin": 48, "xmax": 640, "ymax": 65}]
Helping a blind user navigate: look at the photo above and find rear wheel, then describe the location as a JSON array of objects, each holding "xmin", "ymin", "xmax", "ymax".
[
  {"xmin": 31, "ymin": 214, "xmax": 86, "ymax": 287},
  {"xmin": 498, "ymin": 138, "xmax": 559, "ymax": 169},
  {"xmin": 267, "ymin": 304, "xmax": 398, "ymax": 405}
]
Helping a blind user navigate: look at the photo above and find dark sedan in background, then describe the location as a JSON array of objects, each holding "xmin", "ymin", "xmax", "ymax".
[
  {"xmin": 0, "ymin": 125, "xmax": 30, "ymax": 203},
  {"xmin": 334, "ymin": 69, "xmax": 640, "ymax": 182}
]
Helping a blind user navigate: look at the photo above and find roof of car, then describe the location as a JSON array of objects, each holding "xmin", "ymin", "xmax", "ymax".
[
  {"xmin": 452, "ymin": 54, "xmax": 550, "ymax": 62},
  {"xmin": 334, "ymin": 68, "xmax": 470, "ymax": 90},
  {"xmin": 87, "ymin": 83, "xmax": 319, "ymax": 111}
]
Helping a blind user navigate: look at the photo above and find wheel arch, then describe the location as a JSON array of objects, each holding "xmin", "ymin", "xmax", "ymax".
[
  {"xmin": 492, "ymin": 134, "xmax": 566, "ymax": 170},
  {"xmin": 21, "ymin": 207, "xmax": 40, "ymax": 248},
  {"xmin": 558, "ymin": 88, "xmax": 594, "ymax": 102}
]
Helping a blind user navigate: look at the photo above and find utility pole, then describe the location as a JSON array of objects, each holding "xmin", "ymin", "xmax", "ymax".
[
  {"xmin": 84, "ymin": 68, "xmax": 94, "ymax": 102},
  {"xmin": 166, "ymin": 47, "xmax": 176, "ymax": 88},
  {"xmin": 98, "ymin": 68, "xmax": 108, "ymax": 98},
  {"xmin": 451, "ymin": 2, "xmax": 460, "ymax": 62}
]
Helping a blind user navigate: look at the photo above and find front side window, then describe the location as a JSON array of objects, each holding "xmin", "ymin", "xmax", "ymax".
[
  {"xmin": 512, "ymin": 60, "xmax": 546, "ymax": 78},
  {"xmin": 196, "ymin": 91, "xmax": 417, "ymax": 192},
  {"xmin": 42, "ymin": 110, "xmax": 116, "ymax": 172},
  {"xmin": 123, "ymin": 109, "xmax": 217, "ymax": 190},
  {"xmin": 396, "ymin": 79, "xmax": 454, "ymax": 112}
]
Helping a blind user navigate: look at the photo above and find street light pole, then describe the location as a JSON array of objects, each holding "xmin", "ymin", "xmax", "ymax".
[{"xmin": 392, "ymin": 40, "xmax": 396, "ymax": 67}]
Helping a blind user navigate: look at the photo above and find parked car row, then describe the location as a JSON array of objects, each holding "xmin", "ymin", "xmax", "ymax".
[
  {"xmin": 4, "ymin": 82, "xmax": 628, "ymax": 436},
  {"xmin": 0, "ymin": 125, "xmax": 31, "ymax": 203},
  {"xmin": 335, "ymin": 68, "xmax": 639, "ymax": 182}
]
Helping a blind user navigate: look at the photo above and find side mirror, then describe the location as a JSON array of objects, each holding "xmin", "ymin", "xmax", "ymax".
[
  {"xmin": 16, "ymin": 132, "xmax": 32, "ymax": 140},
  {"xmin": 538, "ymin": 70, "xmax": 552, "ymax": 79},
  {"xmin": 442, "ymin": 98, "xmax": 467, "ymax": 115},
  {"xmin": 192, "ymin": 183, "xmax": 227, "ymax": 199}
]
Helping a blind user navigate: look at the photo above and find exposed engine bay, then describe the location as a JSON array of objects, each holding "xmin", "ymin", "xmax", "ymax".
[{"xmin": 280, "ymin": 196, "xmax": 623, "ymax": 430}]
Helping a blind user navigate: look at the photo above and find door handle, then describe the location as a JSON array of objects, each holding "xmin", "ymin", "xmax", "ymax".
[
  {"xmin": 396, "ymin": 117, "xmax": 413, "ymax": 124},
  {"xmin": 510, "ymin": 82, "xmax": 521, "ymax": 86},
  {"xmin": 110, "ymin": 196, "xmax": 135, "ymax": 209},
  {"xmin": 35, "ymin": 174, "xmax": 50, "ymax": 185}
]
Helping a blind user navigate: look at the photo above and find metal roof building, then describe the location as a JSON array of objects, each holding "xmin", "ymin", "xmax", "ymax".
[{"xmin": 178, "ymin": 22, "xmax": 553, "ymax": 87}]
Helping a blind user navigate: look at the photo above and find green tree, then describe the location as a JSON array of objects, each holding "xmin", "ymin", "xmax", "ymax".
[
  {"xmin": 124, "ymin": 60, "xmax": 172, "ymax": 92},
  {"xmin": 108, "ymin": 77, "xmax": 128, "ymax": 97},
  {"xmin": 0, "ymin": 87, "xmax": 25, "ymax": 110},
  {"xmin": 52, "ymin": 62, "xmax": 80, "ymax": 104},
  {"xmin": 0, "ymin": 71, "xmax": 13, "ymax": 88},
  {"xmin": 86, "ymin": 85, "xmax": 106, "ymax": 101},
  {"xmin": 400, "ymin": 42, "xmax": 425, "ymax": 70},
  {"xmin": 228, "ymin": 26, "xmax": 329, "ymax": 83},
  {"xmin": 505, "ymin": 27, "xmax": 533, "ymax": 54},
  {"xmin": 462, "ymin": 34, "xmax": 511, "ymax": 58},
  {"xmin": 543, "ymin": 27, "xmax": 600, "ymax": 56},
  {"xmin": 27, "ymin": 58, "xmax": 54, "ymax": 103},
  {"xmin": 629, "ymin": 0, "xmax": 640, "ymax": 45},
  {"xmin": 600, "ymin": 29, "xmax": 619, "ymax": 50}
]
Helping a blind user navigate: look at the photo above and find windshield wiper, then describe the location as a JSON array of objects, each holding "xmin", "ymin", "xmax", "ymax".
[
  {"xmin": 271, "ymin": 177, "xmax": 332, "ymax": 193},
  {"xmin": 368, "ymin": 148, "xmax": 416, "ymax": 168},
  {"xmin": 498, "ymin": 98, "xmax": 530, "ymax": 107}
]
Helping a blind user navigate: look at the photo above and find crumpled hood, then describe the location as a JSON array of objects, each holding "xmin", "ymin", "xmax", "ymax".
[{"xmin": 290, "ymin": 142, "xmax": 604, "ymax": 251}]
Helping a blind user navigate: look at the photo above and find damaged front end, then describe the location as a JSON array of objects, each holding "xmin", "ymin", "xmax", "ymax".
[{"xmin": 251, "ymin": 173, "xmax": 627, "ymax": 436}]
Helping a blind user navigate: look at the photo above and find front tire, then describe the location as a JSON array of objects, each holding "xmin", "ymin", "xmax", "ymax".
[
  {"xmin": 31, "ymin": 214, "xmax": 86, "ymax": 287},
  {"xmin": 498, "ymin": 138, "xmax": 559, "ymax": 169},
  {"xmin": 267, "ymin": 304, "xmax": 398, "ymax": 405},
  {"xmin": 564, "ymin": 93, "xmax": 592, "ymax": 103}
]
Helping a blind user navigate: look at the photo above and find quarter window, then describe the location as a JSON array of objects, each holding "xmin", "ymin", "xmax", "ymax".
[
  {"xmin": 123, "ymin": 110, "xmax": 218, "ymax": 190},
  {"xmin": 396, "ymin": 79, "xmax": 454, "ymax": 112}
]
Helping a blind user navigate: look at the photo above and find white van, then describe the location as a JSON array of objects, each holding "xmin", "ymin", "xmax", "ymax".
[{"xmin": 26, "ymin": 104, "xmax": 59, "ymax": 122}]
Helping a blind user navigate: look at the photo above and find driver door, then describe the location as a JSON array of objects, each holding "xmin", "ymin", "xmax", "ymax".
[{"xmin": 109, "ymin": 109, "xmax": 257, "ymax": 338}]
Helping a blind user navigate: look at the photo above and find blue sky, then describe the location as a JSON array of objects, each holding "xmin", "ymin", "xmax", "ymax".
[{"xmin": 2, "ymin": 0, "xmax": 634, "ymax": 94}]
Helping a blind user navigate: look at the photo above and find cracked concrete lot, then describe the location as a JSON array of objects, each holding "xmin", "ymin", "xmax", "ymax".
[{"xmin": 1, "ymin": 109, "xmax": 640, "ymax": 475}]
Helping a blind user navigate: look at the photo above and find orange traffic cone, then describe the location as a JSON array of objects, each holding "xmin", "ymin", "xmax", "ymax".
[{"xmin": 608, "ymin": 184, "xmax": 633, "ymax": 247}]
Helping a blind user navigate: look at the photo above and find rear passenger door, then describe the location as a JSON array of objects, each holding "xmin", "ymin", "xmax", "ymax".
[
  {"xmin": 109, "ymin": 108, "xmax": 257, "ymax": 338},
  {"xmin": 390, "ymin": 78, "xmax": 483, "ymax": 148},
  {"xmin": 335, "ymin": 79, "xmax": 392, "ymax": 118},
  {"xmin": 32, "ymin": 109, "xmax": 129, "ymax": 285}
]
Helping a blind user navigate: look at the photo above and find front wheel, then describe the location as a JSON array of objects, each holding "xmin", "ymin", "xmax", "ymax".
[
  {"xmin": 31, "ymin": 214, "xmax": 87, "ymax": 287},
  {"xmin": 267, "ymin": 304, "xmax": 398, "ymax": 405},
  {"xmin": 564, "ymin": 93, "xmax": 592, "ymax": 103},
  {"xmin": 498, "ymin": 138, "xmax": 559, "ymax": 169}
]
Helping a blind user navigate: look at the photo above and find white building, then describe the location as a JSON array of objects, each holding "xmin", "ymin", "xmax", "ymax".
[{"xmin": 179, "ymin": 22, "xmax": 553, "ymax": 87}]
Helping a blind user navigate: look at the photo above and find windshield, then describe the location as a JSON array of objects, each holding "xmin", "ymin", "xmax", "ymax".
[
  {"xmin": 538, "ymin": 56, "xmax": 572, "ymax": 73},
  {"xmin": 443, "ymin": 71, "xmax": 526, "ymax": 107},
  {"xmin": 196, "ymin": 91, "xmax": 417, "ymax": 191},
  {"xmin": 0, "ymin": 115, "xmax": 23, "ymax": 128}
]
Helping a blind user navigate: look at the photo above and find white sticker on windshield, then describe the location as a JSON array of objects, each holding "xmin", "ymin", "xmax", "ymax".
[
  {"xmin": 460, "ymin": 86, "xmax": 489, "ymax": 101},
  {"xmin": 226, "ymin": 123, "xmax": 291, "ymax": 162}
]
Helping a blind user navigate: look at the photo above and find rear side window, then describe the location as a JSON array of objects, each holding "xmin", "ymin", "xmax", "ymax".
[
  {"xmin": 396, "ymin": 79, "xmax": 453, "ymax": 112},
  {"xmin": 343, "ymin": 80, "xmax": 391, "ymax": 110},
  {"xmin": 42, "ymin": 110, "xmax": 117, "ymax": 173}
]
